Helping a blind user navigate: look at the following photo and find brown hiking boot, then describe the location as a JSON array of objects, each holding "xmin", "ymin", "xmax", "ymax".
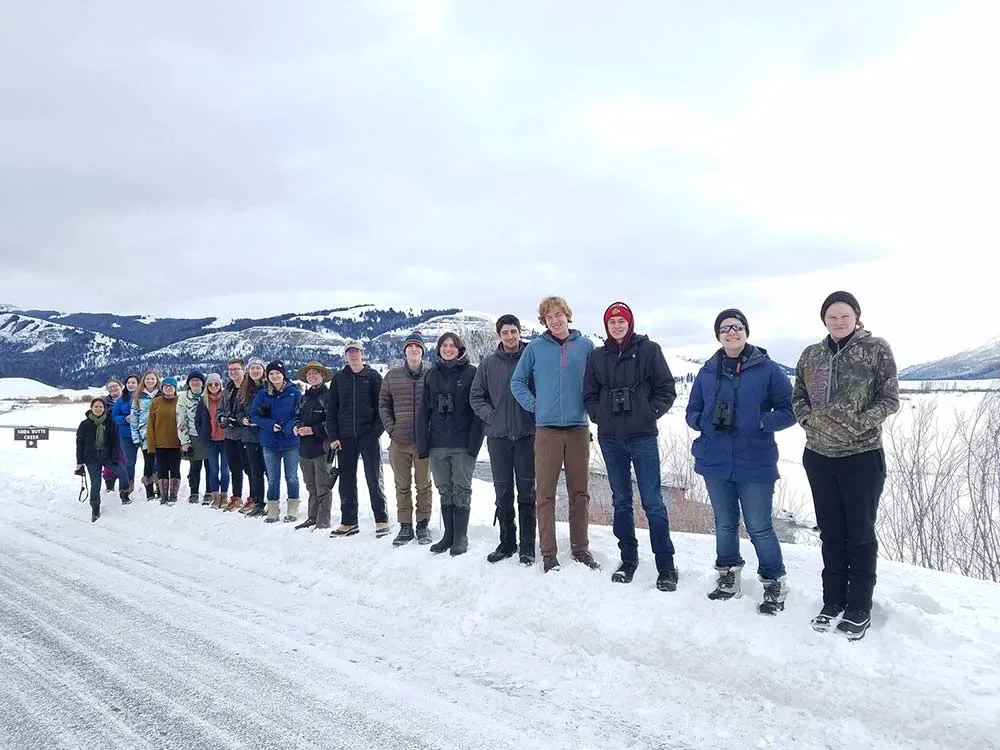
[
  {"xmin": 571, "ymin": 551, "xmax": 601, "ymax": 570},
  {"xmin": 223, "ymin": 496, "xmax": 242, "ymax": 511},
  {"xmin": 238, "ymin": 498, "xmax": 255, "ymax": 513}
]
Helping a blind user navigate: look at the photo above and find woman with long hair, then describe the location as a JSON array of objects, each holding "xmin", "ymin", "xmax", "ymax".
[
  {"xmin": 112, "ymin": 374, "xmax": 141, "ymax": 496},
  {"xmin": 197, "ymin": 373, "xmax": 231, "ymax": 507},
  {"xmin": 148, "ymin": 377, "xmax": 182, "ymax": 503},
  {"xmin": 233, "ymin": 357, "xmax": 267, "ymax": 515},
  {"xmin": 130, "ymin": 370, "xmax": 162, "ymax": 500}
]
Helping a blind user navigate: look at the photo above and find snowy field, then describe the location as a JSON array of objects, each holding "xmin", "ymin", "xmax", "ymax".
[{"xmin": 1, "ymin": 401, "xmax": 999, "ymax": 749}]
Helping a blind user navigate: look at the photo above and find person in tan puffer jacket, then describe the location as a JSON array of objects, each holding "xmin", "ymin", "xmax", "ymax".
[{"xmin": 148, "ymin": 377, "xmax": 183, "ymax": 503}]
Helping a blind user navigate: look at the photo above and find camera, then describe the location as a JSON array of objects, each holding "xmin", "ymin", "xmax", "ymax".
[
  {"xmin": 610, "ymin": 387, "xmax": 632, "ymax": 414},
  {"xmin": 711, "ymin": 401, "xmax": 736, "ymax": 432},
  {"xmin": 74, "ymin": 466, "xmax": 86, "ymax": 477},
  {"xmin": 437, "ymin": 393, "xmax": 455, "ymax": 415},
  {"xmin": 217, "ymin": 413, "xmax": 234, "ymax": 428}
]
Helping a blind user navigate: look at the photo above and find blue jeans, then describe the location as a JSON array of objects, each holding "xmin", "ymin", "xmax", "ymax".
[
  {"xmin": 262, "ymin": 445, "xmax": 300, "ymax": 501},
  {"xmin": 119, "ymin": 436, "xmax": 138, "ymax": 485},
  {"xmin": 85, "ymin": 461, "xmax": 120, "ymax": 506},
  {"xmin": 598, "ymin": 435, "xmax": 675, "ymax": 572},
  {"xmin": 703, "ymin": 476, "xmax": 785, "ymax": 579},
  {"xmin": 205, "ymin": 440, "xmax": 230, "ymax": 494}
]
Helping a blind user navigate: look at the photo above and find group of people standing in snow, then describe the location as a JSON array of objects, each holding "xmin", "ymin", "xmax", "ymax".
[{"xmin": 75, "ymin": 290, "xmax": 897, "ymax": 640}]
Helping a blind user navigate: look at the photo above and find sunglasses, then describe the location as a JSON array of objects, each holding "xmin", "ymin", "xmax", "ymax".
[{"xmin": 718, "ymin": 324, "xmax": 746, "ymax": 334}]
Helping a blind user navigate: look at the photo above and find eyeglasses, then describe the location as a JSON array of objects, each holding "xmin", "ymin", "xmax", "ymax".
[{"xmin": 718, "ymin": 324, "xmax": 746, "ymax": 334}]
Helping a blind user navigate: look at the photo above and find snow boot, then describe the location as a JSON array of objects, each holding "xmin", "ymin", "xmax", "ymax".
[
  {"xmin": 393, "ymin": 523, "xmax": 415, "ymax": 546},
  {"xmin": 295, "ymin": 518, "xmax": 316, "ymax": 530},
  {"xmin": 222, "ymin": 495, "xmax": 240, "ymax": 511},
  {"xmin": 238, "ymin": 497, "xmax": 255, "ymax": 513},
  {"xmin": 246, "ymin": 503, "xmax": 266, "ymax": 518},
  {"xmin": 119, "ymin": 490, "xmax": 132, "ymax": 505},
  {"xmin": 656, "ymin": 567, "xmax": 679, "ymax": 592},
  {"xmin": 330, "ymin": 523, "xmax": 359, "ymax": 537},
  {"xmin": 757, "ymin": 575, "xmax": 788, "ymax": 615},
  {"xmin": 517, "ymin": 502, "xmax": 536, "ymax": 565},
  {"xmin": 543, "ymin": 556, "xmax": 561, "ymax": 573},
  {"xmin": 158, "ymin": 479, "xmax": 170, "ymax": 505},
  {"xmin": 91, "ymin": 505, "xmax": 100, "ymax": 522},
  {"xmin": 450, "ymin": 507, "xmax": 471, "ymax": 556},
  {"xmin": 168, "ymin": 478, "xmax": 181, "ymax": 504},
  {"xmin": 210, "ymin": 493, "xmax": 225, "ymax": 509},
  {"xmin": 188, "ymin": 491, "xmax": 199, "ymax": 504},
  {"xmin": 811, "ymin": 603, "xmax": 845, "ymax": 632},
  {"xmin": 571, "ymin": 551, "xmax": 601, "ymax": 570},
  {"xmin": 415, "ymin": 518, "xmax": 432, "ymax": 545},
  {"xmin": 707, "ymin": 564, "xmax": 743, "ymax": 600},
  {"xmin": 375, "ymin": 522, "xmax": 391, "ymax": 538},
  {"xmin": 142, "ymin": 477, "xmax": 155, "ymax": 501},
  {"xmin": 201, "ymin": 493, "xmax": 212, "ymax": 505},
  {"xmin": 104, "ymin": 476, "xmax": 116, "ymax": 492},
  {"xmin": 835, "ymin": 609, "xmax": 871, "ymax": 640},
  {"xmin": 611, "ymin": 561, "xmax": 638, "ymax": 584},
  {"xmin": 429, "ymin": 506, "xmax": 455, "ymax": 554},
  {"xmin": 283, "ymin": 499, "xmax": 300, "ymax": 523},
  {"xmin": 486, "ymin": 507, "xmax": 517, "ymax": 562},
  {"xmin": 264, "ymin": 501, "xmax": 281, "ymax": 523}
]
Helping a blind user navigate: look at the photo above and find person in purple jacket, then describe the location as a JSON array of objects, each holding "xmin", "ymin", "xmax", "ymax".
[{"xmin": 686, "ymin": 309, "xmax": 796, "ymax": 615}]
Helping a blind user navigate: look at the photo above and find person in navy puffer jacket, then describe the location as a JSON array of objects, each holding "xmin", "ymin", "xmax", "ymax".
[
  {"xmin": 250, "ymin": 361, "xmax": 301, "ymax": 523},
  {"xmin": 686, "ymin": 309, "xmax": 795, "ymax": 615}
]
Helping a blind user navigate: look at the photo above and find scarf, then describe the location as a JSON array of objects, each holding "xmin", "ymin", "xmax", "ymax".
[{"xmin": 88, "ymin": 411, "xmax": 107, "ymax": 452}]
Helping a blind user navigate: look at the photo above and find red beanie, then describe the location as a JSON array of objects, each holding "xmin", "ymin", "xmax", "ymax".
[{"xmin": 603, "ymin": 302, "xmax": 634, "ymax": 338}]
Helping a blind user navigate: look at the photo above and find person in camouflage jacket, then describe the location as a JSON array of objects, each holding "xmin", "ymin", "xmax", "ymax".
[{"xmin": 792, "ymin": 291, "xmax": 899, "ymax": 640}]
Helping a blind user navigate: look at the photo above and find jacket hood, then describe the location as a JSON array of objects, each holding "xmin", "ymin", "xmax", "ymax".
[
  {"xmin": 437, "ymin": 350, "xmax": 470, "ymax": 369},
  {"xmin": 543, "ymin": 329, "xmax": 582, "ymax": 344},
  {"xmin": 602, "ymin": 332, "xmax": 648, "ymax": 353},
  {"xmin": 495, "ymin": 342, "xmax": 525, "ymax": 358},
  {"xmin": 703, "ymin": 344, "xmax": 770, "ymax": 372}
]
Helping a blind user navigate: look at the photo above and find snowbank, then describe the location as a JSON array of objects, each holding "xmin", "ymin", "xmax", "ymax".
[{"xmin": 0, "ymin": 405, "xmax": 997, "ymax": 749}]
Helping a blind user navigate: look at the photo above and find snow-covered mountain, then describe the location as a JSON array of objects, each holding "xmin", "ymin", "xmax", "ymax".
[{"xmin": 901, "ymin": 336, "xmax": 1000, "ymax": 380}]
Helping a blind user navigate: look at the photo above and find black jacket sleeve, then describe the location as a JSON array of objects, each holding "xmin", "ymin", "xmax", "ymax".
[
  {"xmin": 583, "ymin": 351, "xmax": 602, "ymax": 423},
  {"xmin": 369, "ymin": 370, "xmax": 385, "ymax": 439},
  {"xmin": 648, "ymin": 343, "xmax": 677, "ymax": 418},
  {"xmin": 76, "ymin": 421, "xmax": 86, "ymax": 465},
  {"xmin": 325, "ymin": 378, "xmax": 340, "ymax": 443}
]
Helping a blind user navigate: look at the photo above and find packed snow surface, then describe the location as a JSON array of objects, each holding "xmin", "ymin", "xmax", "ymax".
[{"xmin": 0, "ymin": 406, "xmax": 998, "ymax": 749}]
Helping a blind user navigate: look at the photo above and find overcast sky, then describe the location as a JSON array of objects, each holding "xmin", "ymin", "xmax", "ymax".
[{"xmin": 2, "ymin": 0, "xmax": 998, "ymax": 368}]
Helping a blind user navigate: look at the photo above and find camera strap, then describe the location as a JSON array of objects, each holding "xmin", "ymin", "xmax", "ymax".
[{"xmin": 78, "ymin": 470, "xmax": 89, "ymax": 503}]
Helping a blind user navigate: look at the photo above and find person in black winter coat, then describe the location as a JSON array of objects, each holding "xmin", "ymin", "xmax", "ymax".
[
  {"xmin": 583, "ymin": 302, "xmax": 679, "ymax": 591},
  {"xmin": 325, "ymin": 341, "xmax": 388, "ymax": 537},
  {"xmin": 417, "ymin": 332, "xmax": 485, "ymax": 557},
  {"xmin": 469, "ymin": 314, "xmax": 537, "ymax": 565},
  {"xmin": 292, "ymin": 361, "xmax": 333, "ymax": 530},
  {"xmin": 76, "ymin": 398, "xmax": 129, "ymax": 521}
]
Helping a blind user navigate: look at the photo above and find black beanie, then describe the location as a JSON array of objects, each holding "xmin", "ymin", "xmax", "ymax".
[
  {"xmin": 821, "ymin": 291, "xmax": 861, "ymax": 321},
  {"xmin": 265, "ymin": 360, "xmax": 287, "ymax": 379},
  {"xmin": 714, "ymin": 308, "xmax": 749, "ymax": 339}
]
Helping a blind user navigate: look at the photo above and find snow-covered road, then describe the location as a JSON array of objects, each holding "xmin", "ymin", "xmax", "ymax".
[{"xmin": 1, "ymin": 413, "xmax": 999, "ymax": 749}]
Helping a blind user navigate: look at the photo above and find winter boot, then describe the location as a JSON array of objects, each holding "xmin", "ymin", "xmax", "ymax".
[
  {"xmin": 169, "ymin": 478, "xmax": 181, "ymax": 503},
  {"xmin": 158, "ymin": 479, "xmax": 170, "ymax": 505},
  {"xmin": 104, "ymin": 476, "xmax": 116, "ymax": 492},
  {"xmin": 264, "ymin": 501, "xmax": 281, "ymax": 523},
  {"xmin": 201, "ymin": 493, "xmax": 212, "ymax": 505},
  {"xmin": 429, "ymin": 506, "xmax": 455, "ymax": 554},
  {"xmin": 810, "ymin": 603, "xmax": 845, "ymax": 633},
  {"xmin": 611, "ymin": 561, "xmax": 638, "ymax": 584},
  {"xmin": 238, "ymin": 498, "xmax": 255, "ymax": 513},
  {"xmin": 835, "ymin": 609, "xmax": 871, "ymax": 640},
  {"xmin": 210, "ymin": 493, "xmax": 224, "ymax": 509},
  {"xmin": 295, "ymin": 518, "xmax": 316, "ymax": 530},
  {"xmin": 142, "ymin": 477, "xmax": 155, "ymax": 501},
  {"xmin": 330, "ymin": 523, "xmax": 359, "ymax": 537},
  {"xmin": 91, "ymin": 504, "xmax": 100, "ymax": 522},
  {"xmin": 283, "ymin": 499, "xmax": 300, "ymax": 523},
  {"xmin": 246, "ymin": 502, "xmax": 267, "ymax": 518},
  {"xmin": 375, "ymin": 522, "xmax": 391, "ymax": 538},
  {"xmin": 486, "ymin": 507, "xmax": 517, "ymax": 562},
  {"xmin": 571, "ymin": 551, "xmax": 601, "ymax": 570},
  {"xmin": 656, "ymin": 568, "xmax": 679, "ymax": 592},
  {"xmin": 517, "ymin": 502, "xmax": 536, "ymax": 565},
  {"xmin": 119, "ymin": 490, "xmax": 132, "ymax": 505},
  {"xmin": 707, "ymin": 565, "xmax": 743, "ymax": 601},
  {"xmin": 757, "ymin": 575, "xmax": 788, "ymax": 615},
  {"xmin": 543, "ymin": 556, "xmax": 561, "ymax": 573},
  {"xmin": 221, "ymin": 495, "xmax": 239, "ymax": 511},
  {"xmin": 393, "ymin": 523, "xmax": 415, "ymax": 546},
  {"xmin": 450, "ymin": 507, "xmax": 471, "ymax": 556},
  {"xmin": 415, "ymin": 518, "xmax": 432, "ymax": 545},
  {"xmin": 188, "ymin": 490, "xmax": 199, "ymax": 504}
]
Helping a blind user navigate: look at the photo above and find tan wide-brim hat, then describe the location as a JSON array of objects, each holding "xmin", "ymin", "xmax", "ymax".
[{"xmin": 295, "ymin": 361, "xmax": 333, "ymax": 382}]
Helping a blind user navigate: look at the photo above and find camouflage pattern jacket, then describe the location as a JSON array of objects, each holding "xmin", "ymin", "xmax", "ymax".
[{"xmin": 792, "ymin": 328, "xmax": 899, "ymax": 458}]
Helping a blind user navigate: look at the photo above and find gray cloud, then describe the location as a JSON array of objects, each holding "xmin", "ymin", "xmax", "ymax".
[{"xmin": 0, "ymin": 0, "xmax": 946, "ymax": 346}]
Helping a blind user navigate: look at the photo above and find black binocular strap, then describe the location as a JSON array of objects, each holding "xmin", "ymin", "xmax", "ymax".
[{"xmin": 713, "ymin": 351, "xmax": 742, "ymax": 423}]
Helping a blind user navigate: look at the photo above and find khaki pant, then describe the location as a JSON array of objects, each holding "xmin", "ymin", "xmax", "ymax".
[
  {"xmin": 389, "ymin": 440, "xmax": 433, "ymax": 524},
  {"xmin": 535, "ymin": 426, "xmax": 591, "ymax": 559},
  {"xmin": 300, "ymin": 454, "xmax": 333, "ymax": 528}
]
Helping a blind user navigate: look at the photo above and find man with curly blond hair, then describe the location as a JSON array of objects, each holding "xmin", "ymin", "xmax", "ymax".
[{"xmin": 511, "ymin": 296, "xmax": 599, "ymax": 573}]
